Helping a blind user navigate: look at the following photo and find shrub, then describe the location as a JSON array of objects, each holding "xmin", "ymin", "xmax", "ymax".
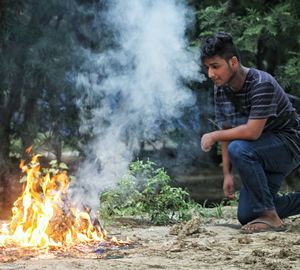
[{"xmin": 100, "ymin": 160, "xmax": 192, "ymax": 225}]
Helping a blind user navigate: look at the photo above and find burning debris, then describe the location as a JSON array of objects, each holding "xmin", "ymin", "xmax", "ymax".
[{"xmin": 0, "ymin": 154, "xmax": 132, "ymax": 261}]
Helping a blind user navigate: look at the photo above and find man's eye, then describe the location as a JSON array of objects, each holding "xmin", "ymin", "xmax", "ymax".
[{"xmin": 202, "ymin": 66, "xmax": 208, "ymax": 74}]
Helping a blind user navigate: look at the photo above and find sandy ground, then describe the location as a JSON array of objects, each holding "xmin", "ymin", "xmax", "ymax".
[{"xmin": 1, "ymin": 206, "xmax": 300, "ymax": 270}]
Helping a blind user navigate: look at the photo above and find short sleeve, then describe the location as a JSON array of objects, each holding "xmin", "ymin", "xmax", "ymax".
[{"xmin": 249, "ymin": 82, "xmax": 277, "ymax": 119}]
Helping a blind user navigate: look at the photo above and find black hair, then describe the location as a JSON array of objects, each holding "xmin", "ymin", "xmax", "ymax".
[{"xmin": 200, "ymin": 32, "xmax": 240, "ymax": 62}]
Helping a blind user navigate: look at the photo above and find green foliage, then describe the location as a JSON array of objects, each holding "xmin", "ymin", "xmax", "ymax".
[
  {"xmin": 9, "ymin": 136, "xmax": 23, "ymax": 159},
  {"xmin": 196, "ymin": 3, "xmax": 229, "ymax": 37},
  {"xmin": 100, "ymin": 160, "xmax": 194, "ymax": 225},
  {"xmin": 20, "ymin": 157, "xmax": 69, "ymax": 184},
  {"xmin": 276, "ymin": 54, "xmax": 300, "ymax": 91},
  {"xmin": 43, "ymin": 159, "xmax": 69, "ymax": 176}
]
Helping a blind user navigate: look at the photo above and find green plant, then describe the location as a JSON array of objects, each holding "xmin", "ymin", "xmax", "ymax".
[
  {"xmin": 212, "ymin": 201, "xmax": 224, "ymax": 219},
  {"xmin": 191, "ymin": 200, "xmax": 221, "ymax": 220},
  {"xmin": 100, "ymin": 175, "xmax": 143, "ymax": 218},
  {"xmin": 100, "ymin": 160, "xmax": 193, "ymax": 225}
]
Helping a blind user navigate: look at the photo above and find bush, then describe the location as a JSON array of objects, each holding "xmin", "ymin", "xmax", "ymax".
[{"xmin": 100, "ymin": 160, "xmax": 193, "ymax": 225}]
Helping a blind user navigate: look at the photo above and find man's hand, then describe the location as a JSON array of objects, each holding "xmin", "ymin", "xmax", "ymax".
[
  {"xmin": 201, "ymin": 132, "xmax": 216, "ymax": 152},
  {"xmin": 223, "ymin": 174, "xmax": 235, "ymax": 200}
]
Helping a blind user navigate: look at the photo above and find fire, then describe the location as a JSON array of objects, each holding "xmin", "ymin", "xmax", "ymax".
[{"xmin": 0, "ymin": 155, "xmax": 107, "ymax": 248}]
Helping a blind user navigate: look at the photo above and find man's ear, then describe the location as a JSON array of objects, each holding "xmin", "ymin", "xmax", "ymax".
[{"xmin": 230, "ymin": 56, "xmax": 239, "ymax": 69}]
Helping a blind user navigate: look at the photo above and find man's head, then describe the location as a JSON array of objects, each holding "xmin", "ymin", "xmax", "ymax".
[
  {"xmin": 200, "ymin": 32, "xmax": 241, "ymax": 87},
  {"xmin": 200, "ymin": 32, "xmax": 240, "ymax": 63}
]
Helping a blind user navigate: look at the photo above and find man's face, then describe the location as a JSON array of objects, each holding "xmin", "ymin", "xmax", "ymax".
[{"xmin": 203, "ymin": 55, "xmax": 235, "ymax": 87}]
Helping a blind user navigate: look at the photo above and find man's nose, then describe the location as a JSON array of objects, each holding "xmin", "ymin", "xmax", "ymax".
[{"xmin": 207, "ymin": 68, "xmax": 214, "ymax": 79}]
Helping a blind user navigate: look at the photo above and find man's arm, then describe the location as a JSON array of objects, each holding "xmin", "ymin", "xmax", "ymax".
[
  {"xmin": 201, "ymin": 118, "xmax": 267, "ymax": 152},
  {"xmin": 221, "ymin": 141, "xmax": 235, "ymax": 199}
]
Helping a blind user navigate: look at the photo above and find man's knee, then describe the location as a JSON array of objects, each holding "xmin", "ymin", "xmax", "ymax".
[
  {"xmin": 228, "ymin": 140, "xmax": 255, "ymax": 163},
  {"xmin": 228, "ymin": 140, "xmax": 245, "ymax": 161}
]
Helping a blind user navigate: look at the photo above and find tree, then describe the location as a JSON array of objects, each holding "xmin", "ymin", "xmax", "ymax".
[
  {"xmin": 0, "ymin": 0, "xmax": 85, "ymax": 165},
  {"xmin": 0, "ymin": 0, "xmax": 84, "ymax": 217}
]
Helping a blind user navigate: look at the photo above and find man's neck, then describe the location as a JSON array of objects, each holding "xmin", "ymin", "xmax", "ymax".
[{"xmin": 228, "ymin": 66, "xmax": 249, "ymax": 92}]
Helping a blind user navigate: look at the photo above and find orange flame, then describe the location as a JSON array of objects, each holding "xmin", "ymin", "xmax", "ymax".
[{"xmin": 0, "ymin": 155, "xmax": 106, "ymax": 248}]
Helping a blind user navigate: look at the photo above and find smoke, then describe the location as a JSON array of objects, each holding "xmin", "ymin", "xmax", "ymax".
[{"xmin": 72, "ymin": 0, "xmax": 203, "ymax": 209}]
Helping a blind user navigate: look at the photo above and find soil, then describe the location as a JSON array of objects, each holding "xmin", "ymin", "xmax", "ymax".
[{"xmin": 1, "ymin": 206, "xmax": 300, "ymax": 270}]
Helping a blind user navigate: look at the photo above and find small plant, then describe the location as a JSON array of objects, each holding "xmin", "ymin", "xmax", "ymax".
[
  {"xmin": 100, "ymin": 160, "xmax": 193, "ymax": 225},
  {"xmin": 212, "ymin": 201, "xmax": 224, "ymax": 219}
]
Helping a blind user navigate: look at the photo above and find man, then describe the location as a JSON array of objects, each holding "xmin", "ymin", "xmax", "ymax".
[{"xmin": 200, "ymin": 32, "xmax": 300, "ymax": 233}]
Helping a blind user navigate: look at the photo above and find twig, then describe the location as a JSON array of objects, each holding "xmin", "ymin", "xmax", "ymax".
[{"xmin": 207, "ymin": 118, "xmax": 221, "ymax": 130}]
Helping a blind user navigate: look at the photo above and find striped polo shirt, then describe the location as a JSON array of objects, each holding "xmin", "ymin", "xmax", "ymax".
[{"xmin": 214, "ymin": 68, "xmax": 300, "ymax": 159}]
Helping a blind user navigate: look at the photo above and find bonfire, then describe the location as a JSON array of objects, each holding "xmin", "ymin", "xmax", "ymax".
[{"xmin": 0, "ymin": 154, "xmax": 131, "ymax": 261}]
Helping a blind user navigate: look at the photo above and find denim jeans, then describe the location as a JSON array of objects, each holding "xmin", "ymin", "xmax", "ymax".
[{"xmin": 228, "ymin": 132, "xmax": 300, "ymax": 225}]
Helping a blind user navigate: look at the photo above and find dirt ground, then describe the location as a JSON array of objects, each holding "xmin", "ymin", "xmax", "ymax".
[{"xmin": 1, "ymin": 206, "xmax": 300, "ymax": 270}]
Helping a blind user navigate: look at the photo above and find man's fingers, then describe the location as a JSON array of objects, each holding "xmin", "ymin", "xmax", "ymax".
[
  {"xmin": 201, "ymin": 143, "xmax": 211, "ymax": 152},
  {"xmin": 201, "ymin": 138, "xmax": 211, "ymax": 152},
  {"xmin": 227, "ymin": 194, "xmax": 235, "ymax": 200}
]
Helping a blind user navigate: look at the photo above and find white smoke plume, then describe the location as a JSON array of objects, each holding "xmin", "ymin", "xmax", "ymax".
[{"xmin": 73, "ymin": 0, "xmax": 203, "ymax": 209}]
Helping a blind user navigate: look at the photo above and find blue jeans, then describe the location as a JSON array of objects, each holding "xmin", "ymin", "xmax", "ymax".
[{"xmin": 228, "ymin": 132, "xmax": 300, "ymax": 225}]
